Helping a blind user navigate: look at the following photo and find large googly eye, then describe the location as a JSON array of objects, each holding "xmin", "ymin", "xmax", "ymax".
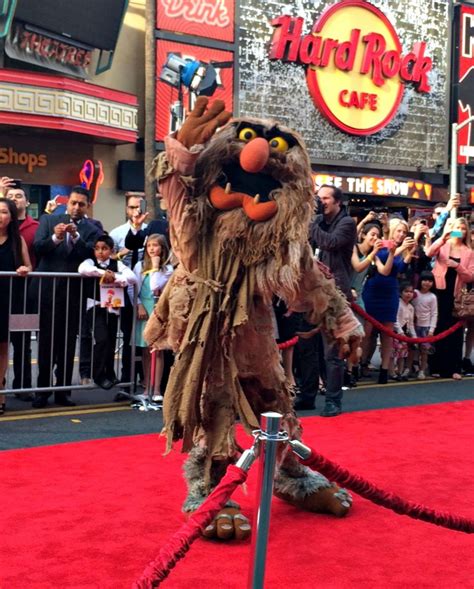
[
  {"xmin": 238, "ymin": 127, "xmax": 258, "ymax": 142},
  {"xmin": 268, "ymin": 136, "xmax": 290, "ymax": 153}
]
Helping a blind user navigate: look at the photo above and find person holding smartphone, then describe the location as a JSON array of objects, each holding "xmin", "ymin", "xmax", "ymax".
[
  {"xmin": 426, "ymin": 217, "xmax": 474, "ymax": 380},
  {"xmin": 361, "ymin": 218, "xmax": 416, "ymax": 384}
]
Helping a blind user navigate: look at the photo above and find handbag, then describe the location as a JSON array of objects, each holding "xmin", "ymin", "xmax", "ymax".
[{"xmin": 453, "ymin": 286, "xmax": 474, "ymax": 319}]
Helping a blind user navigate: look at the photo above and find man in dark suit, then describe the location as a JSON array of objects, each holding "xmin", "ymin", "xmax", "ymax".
[{"xmin": 32, "ymin": 186, "xmax": 100, "ymax": 408}]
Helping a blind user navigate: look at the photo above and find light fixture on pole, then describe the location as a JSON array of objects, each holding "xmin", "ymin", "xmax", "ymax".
[{"xmin": 159, "ymin": 53, "xmax": 232, "ymax": 132}]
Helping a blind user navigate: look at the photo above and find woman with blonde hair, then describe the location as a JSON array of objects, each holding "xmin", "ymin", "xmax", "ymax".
[
  {"xmin": 427, "ymin": 216, "xmax": 474, "ymax": 379},
  {"xmin": 361, "ymin": 218, "xmax": 416, "ymax": 383}
]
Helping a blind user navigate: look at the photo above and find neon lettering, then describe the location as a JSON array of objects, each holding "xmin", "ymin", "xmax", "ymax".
[{"xmin": 160, "ymin": 0, "xmax": 231, "ymax": 28}]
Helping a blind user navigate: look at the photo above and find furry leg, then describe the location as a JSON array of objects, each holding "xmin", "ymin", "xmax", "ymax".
[
  {"xmin": 274, "ymin": 446, "xmax": 352, "ymax": 517},
  {"xmin": 182, "ymin": 446, "xmax": 239, "ymax": 513}
]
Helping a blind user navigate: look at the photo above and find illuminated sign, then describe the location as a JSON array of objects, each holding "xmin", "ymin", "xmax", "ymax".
[
  {"xmin": 156, "ymin": 0, "xmax": 235, "ymax": 43},
  {"xmin": 456, "ymin": 4, "xmax": 474, "ymax": 164},
  {"xmin": 269, "ymin": 1, "xmax": 433, "ymax": 135},
  {"xmin": 79, "ymin": 160, "xmax": 104, "ymax": 204},
  {"xmin": 313, "ymin": 173, "xmax": 432, "ymax": 200},
  {"xmin": 5, "ymin": 22, "xmax": 93, "ymax": 78},
  {"xmin": 0, "ymin": 146, "xmax": 47, "ymax": 173}
]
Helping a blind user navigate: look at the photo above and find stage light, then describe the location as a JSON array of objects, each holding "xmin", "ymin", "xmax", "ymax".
[{"xmin": 160, "ymin": 53, "xmax": 218, "ymax": 96}]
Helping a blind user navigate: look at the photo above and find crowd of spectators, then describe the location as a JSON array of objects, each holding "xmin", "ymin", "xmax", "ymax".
[{"xmin": 0, "ymin": 177, "xmax": 473, "ymax": 419}]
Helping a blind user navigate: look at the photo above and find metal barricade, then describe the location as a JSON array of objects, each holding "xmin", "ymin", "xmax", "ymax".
[{"xmin": 0, "ymin": 270, "xmax": 138, "ymax": 401}]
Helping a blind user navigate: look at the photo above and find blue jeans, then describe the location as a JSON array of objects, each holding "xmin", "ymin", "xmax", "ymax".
[{"xmin": 321, "ymin": 333, "xmax": 344, "ymax": 407}]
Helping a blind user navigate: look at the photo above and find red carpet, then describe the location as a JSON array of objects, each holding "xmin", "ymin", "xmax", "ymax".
[{"xmin": 2, "ymin": 401, "xmax": 473, "ymax": 588}]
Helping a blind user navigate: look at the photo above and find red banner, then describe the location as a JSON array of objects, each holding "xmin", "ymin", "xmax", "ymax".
[
  {"xmin": 457, "ymin": 4, "xmax": 474, "ymax": 164},
  {"xmin": 155, "ymin": 40, "xmax": 234, "ymax": 142},
  {"xmin": 156, "ymin": 0, "xmax": 235, "ymax": 43}
]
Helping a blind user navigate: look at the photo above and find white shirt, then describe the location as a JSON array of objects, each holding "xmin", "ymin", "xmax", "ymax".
[
  {"xmin": 78, "ymin": 257, "xmax": 137, "ymax": 313},
  {"xmin": 394, "ymin": 300, "xmax": 416, "ymax": 338},
  {"xmin": 109, "ymin": 221, "xmax": 148, "ymax": 268},
  {"xmin": 412, "ymin": 289, "xmax": 438, "ymax": 331}
]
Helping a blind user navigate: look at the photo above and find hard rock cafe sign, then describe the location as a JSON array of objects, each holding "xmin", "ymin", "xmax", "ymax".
[{"xmin": 269, "ymin": 0, "xmax": 433, "ymax": 135}]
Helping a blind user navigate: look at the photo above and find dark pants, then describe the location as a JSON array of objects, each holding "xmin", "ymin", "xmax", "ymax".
[
  {"xmin": 88, "ymin": 307, "xmax": 118, "ymax": 383},
  {"xmin": 120, "ymin": 300, "xmax": 133, "ymax": 383},
  {"xmin": 11, "ymin": 331, "xmax": 32, "ymax": 389},
  {"xmin": 36, "ymin": 281, "xmax": 80, "ymax": 401},
  {"xmin": 321, "ymin": 332, "xmax": 344, "ymax": 408},
  {"xmin": 79, "ymin": 299, "xmax": 93, "ymax": 379},
  {"xmin": 294, "ymin": 331, "xmax": 321, "ymax": 404}
]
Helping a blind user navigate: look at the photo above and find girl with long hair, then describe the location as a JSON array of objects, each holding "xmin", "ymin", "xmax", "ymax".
[
  {"xmin": 0, "ymin": 198, "xmax": 32, "ymax": 414},
  {"xmin": 361, "ymin": 218, "xmax": 416, "ymax": 383},
  {"xmin": 427, "ymin": 217, "xmax": 474, "ymax": 379},
  {"xmin": 133, "ymin": 234, "xmax": 173, "ymax": 402}
]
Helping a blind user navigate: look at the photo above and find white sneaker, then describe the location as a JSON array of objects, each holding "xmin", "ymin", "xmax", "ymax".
[
  {"xmin": 401, "ymin": 368, "xmax": 410, "ymax": 378},
  {"xmin": 417, "ymin": 370, "xmax": 426, "ymax": 380},
  {"xmin": 152, "ymin": 394, "xmax": 164, "ymax": 403}
]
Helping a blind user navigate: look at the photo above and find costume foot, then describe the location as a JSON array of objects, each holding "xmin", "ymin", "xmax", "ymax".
[
  {"xmin": 275, "ymin": 483, "xmax": 352, "ymax": 517},
  {"xmin": 201, "ymin": 507, "xmax": 251, "ymax": 541}
]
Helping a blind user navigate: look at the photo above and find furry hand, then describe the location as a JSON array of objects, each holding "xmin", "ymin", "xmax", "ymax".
[{"xmin": 176, "ymin": 96, "xmax": 232, "ymax": 149}]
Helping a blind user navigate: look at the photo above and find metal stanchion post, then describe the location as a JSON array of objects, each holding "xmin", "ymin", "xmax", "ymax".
[{"xmin": 247, "ymin": 411, "xmax": 285, "ymax": 589}]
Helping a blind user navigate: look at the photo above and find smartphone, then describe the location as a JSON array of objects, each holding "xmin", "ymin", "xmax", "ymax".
[
  {"xmin": 419, "ymin": 219, "xmax": 427, "ymax": 225},
  {"xmin": 11, "ymin": 179, "xmax": 22, "ymax": 189},
  {"xmin": 139, "ymin": 199, "xmax": 147, "ymax": 215},
  {"xmin": 380, "ymin": 239, "xmax": 393, "ymax": 248},
  {"xmin": 407, "ymin": 231, "xmax": 415, "ymax": 239},
  {"xmin": 451, "ymin": 230, "xmax": 463, "ymax": 238}
]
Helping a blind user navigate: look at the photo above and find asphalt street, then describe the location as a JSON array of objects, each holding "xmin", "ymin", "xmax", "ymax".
[{"xmin": 0, "ymin": 377, "xmax": 472, "ymax": 451}]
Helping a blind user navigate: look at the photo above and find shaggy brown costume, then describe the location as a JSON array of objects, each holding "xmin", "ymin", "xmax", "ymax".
[{"xmin": 145, "ymin": 98, "xmax": 362, "ymax": 529}]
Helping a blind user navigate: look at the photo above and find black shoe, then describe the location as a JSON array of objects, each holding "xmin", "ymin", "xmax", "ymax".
[
  {"xmin": 32, "ymin": 396, "xmax": 48, "ymax": 409},
  {"xmin": 294, "ymin": 397, "xmax": 316, "ymax": 411},
  {"xmin": 55, "ymin": 396, "xmax": 76, "ymax": 407},
  {"xmin": 320, "ymin": 402, "xmax": 341, "ymax": 417},
  {"xmin": 95, "ymin": 378, "xmax": 115, "ymax": 390},
  {"xmin": 378, "ymin": 368, "xmax": 388, "ymax": 385}
]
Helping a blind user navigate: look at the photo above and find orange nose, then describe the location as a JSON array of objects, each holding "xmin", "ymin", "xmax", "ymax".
[{"xmin": 240, "ymin": 137, "xmax": 270, "ymax": 173}]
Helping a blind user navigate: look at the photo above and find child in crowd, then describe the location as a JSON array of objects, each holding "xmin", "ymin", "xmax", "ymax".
[
  {"xmin": 390, "ymin": 282, "xmax": 416, "ymax": 380},
  {"xmin": 133, "ymin": 234, "xmax": 173, "ymax": 403},
  {"xmin": 412, "ymin": 271, "xmax": 438, "ymax": 379},
  {"xmin": 78, "ymin": 235, "xmax": 137, "ymax": 390}
]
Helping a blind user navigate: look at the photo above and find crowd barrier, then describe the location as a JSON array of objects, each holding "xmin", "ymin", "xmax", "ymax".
[{"xmin": 0, "ymin": 271, "xmax": 138, "ymax": 399}]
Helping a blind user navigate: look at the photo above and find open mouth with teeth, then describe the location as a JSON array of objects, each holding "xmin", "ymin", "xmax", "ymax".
[{"xmin": 209, "ymin": 163, "xmax": 281, "ymax": 222}]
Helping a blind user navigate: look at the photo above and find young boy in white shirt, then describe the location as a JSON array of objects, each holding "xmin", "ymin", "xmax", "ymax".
[{"xmin": 78, "ymin": 235, "xmax": 137, "ymax": 389}]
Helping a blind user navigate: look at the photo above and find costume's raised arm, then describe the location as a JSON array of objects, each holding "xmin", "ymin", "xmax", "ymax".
[{"xmin": 148, "ymin": 97, "xmax": 232, "ymax": 272}]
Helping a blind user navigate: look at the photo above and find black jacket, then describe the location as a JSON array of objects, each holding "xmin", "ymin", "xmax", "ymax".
[
  {"xmin": 310, "ymin": 207, "xmax": 356, "ymax": 299},
  {"xmin": 34, "ymin": 214, "xmax": 100, "ymax": 273}
]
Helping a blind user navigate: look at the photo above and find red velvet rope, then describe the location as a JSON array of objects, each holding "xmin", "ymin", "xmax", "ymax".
[
  {"xmin": 133, "ymin": 465, "xmax": 248, "ymax": 588},
  {"xmin": 351, "ymin": 302, "xmax": 465, "ymax": 343},
  {"xmin": 277, "ymin": 336, "xmax": 299, "ymax": 350},
  {"xmin": 300, "ymin": 449, "xmax": 474, "ymax": 533}
]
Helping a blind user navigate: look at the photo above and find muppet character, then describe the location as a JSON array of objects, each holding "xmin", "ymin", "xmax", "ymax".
[{"xmin": 144, "ymin": 97, "xmax": 363, "ymax": 540}]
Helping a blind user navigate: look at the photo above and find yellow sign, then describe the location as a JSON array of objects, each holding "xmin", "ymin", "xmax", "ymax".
[
  {"xmin": 0, "ymin": 146, "xmax": 48, "ymax": 173},
  {"xmin": 270, "ymin": 1, "xmax": 433, "ymax": 135}
]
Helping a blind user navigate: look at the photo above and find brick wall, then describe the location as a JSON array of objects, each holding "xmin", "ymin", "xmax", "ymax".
[{"xmin": 238, "ymin": 0, "xmax": 449, "ymax": 171}]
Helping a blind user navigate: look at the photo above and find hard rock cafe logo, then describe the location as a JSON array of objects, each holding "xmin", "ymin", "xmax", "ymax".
[
  {"xmin": 159, "ymin": 0, "xmax": 230, "ymax": 28},
  {"xmin": 269, "ymin": 0, "xmax": 433, "ymax": 135}
]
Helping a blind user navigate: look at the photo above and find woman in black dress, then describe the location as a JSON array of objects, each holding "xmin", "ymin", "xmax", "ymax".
[{"xmin": 0, "ymin": 198, "xmax": 32, "ymax": 414}]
